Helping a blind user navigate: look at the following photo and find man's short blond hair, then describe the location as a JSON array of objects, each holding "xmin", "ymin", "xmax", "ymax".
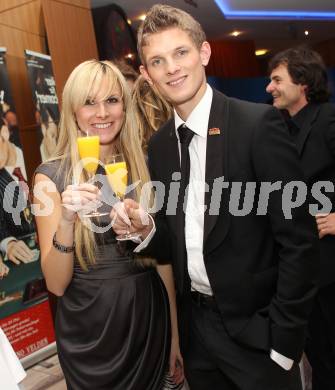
[{"xmin": 137, "ymin": 4, "xmax": 206, "ymax": 64}]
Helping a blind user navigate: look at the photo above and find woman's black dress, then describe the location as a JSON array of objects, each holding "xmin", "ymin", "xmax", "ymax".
[{"xmin": 35, "ymin": 162, "xmax": 170, "ymax": 390}]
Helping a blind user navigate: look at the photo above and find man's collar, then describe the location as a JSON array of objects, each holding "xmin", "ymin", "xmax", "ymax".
[
  {"xmin": 291, "ymin": 103, "xmax": 317, "ymax": 130},
  {"xmin": 174, "ymin": 84, "xmax": 213, "ymax": 139}
]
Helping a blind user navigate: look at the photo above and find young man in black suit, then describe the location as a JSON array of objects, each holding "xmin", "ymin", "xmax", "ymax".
[
  {"xmin": 267, "ymin": 47, "xmax": 335, "ymax": 390},
  {"xmin": 112, "ymin": 5, "xmax": 319, "ymax": 389}
]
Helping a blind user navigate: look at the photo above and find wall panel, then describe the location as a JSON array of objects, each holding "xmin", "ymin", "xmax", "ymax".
[
  {"xmin": 42, "ymin": 0, "xmax": 98, "ymax": 98},
  {"xmin": 0, "ymin": 24, "xmax": 45, "ymax": 57},
  {"xmin": 0, "ymin": 0, "xmax": 44, "ymax": 36},
  {"xmin": 6, "ymin": 55, "xmax": 38, "ymax": 127},
  {"xmin": 53, "ymin": 0, "xmax": 90, "ymax": 9},
  {"xmin": 17, "ymin": 126, "xmax": 43, "ymax": 185},
  {"xmin": 0, "ymin": 0, "xmax": 31, "ymax": 13},
  {"xmin": 207, "ymin": 40, "xmax": 260, "ymax": 78}
]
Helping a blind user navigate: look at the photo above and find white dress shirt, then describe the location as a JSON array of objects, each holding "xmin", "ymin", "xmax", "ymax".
[{"xmin": 174, "ymin": 84, "xmax": 213, "ymax": 295}]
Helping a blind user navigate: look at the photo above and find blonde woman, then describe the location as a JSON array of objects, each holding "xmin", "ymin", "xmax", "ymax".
[
  {"xmin": 132, "ymin": 75, "xmax": 173, "ymax": 151},
  {"xmin": 33, "ymin": 60, "xmax": 179, "ymax": 389}
]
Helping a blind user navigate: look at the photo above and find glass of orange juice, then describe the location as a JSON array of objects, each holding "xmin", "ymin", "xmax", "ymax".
[
  {"xmin": 76, "ymin": 134, "xmax": 108, "ymax": 217},
  {"xmin": 77, "ymin": 135, "xmax": 100, "ymax": 174},
  {"xmin": 105, "ymin": 154, "xmax": 141, "ymax": 241}
]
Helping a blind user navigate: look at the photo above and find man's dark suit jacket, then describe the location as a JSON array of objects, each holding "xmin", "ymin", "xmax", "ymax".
[
  {"xmin": 290, "ymin": 102, "xmax": 335, "ymax": 287},
  {"xmin": 145, "ymin": 89, "xmax": 319, "ymax": 363},
  {"xmin": 0, "ymin": 168, "xmax": 35, "ymax": 244}
]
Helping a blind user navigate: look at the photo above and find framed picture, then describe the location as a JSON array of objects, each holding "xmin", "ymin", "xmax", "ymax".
[{"xmin": 93, "ymin": 4, "xmax": 139, "ymax": 67}]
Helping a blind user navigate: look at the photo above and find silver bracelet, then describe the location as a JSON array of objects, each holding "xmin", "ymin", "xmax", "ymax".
[{"xmin": 52, "ymin": 232, "xmax": 75, "ymax": 253}]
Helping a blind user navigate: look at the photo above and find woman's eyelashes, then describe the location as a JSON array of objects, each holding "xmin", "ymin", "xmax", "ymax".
[{"xmin": 84, "ymin": 96, "xmax": 121, "ymax": 106}]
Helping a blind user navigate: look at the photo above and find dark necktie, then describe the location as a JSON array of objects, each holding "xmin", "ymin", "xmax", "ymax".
[
  {"xmin": 12, "ymin": 166, "xmax": 29, "ymax": 197},
  {"xmin": 12, "ymin": 167, "xmax": 33, "ymax": 225},
  {"xmin": 177, "ymin": 124, "xmax": 194, "ymax": 292}
]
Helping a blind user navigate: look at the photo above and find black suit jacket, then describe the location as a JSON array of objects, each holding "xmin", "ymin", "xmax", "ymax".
[
  {"xmin": 0, "ymin": 168, "xmax": 35, "ymax": 244},
  {"xmin": 144, "ymin": 89, "xmax": 319, "ymax": 362},
  {"xmin": 291, "ymin": 103, "xmax": 335, "ymax": 287}
]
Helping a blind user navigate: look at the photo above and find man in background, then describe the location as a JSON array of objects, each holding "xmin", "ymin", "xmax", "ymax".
[{"xmin": 267, "ymin": 46, "xmax": 335, "ymax": 390}]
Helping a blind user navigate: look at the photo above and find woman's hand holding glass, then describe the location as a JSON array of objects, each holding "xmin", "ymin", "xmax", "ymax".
[{"xmin": 61, "ymin": 183, "xmax": 101, "ymax": 223}]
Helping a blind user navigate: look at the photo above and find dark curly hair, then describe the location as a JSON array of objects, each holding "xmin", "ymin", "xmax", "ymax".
[{"xmin": 268, "ymin": 46, "xmax": 330, "ymax": 103}]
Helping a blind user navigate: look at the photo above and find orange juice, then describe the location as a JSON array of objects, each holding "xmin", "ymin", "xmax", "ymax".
[
  {"xmin": 77, "ymin": 136, "xmax": 99, "ymax": 173},
  {"xmin": 105, "ymin": 162, "xmax": 128, "ymax": 198}
]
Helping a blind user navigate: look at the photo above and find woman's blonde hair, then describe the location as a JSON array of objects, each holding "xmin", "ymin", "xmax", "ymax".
[
  {"xmin": 132, "ymin": 75, "xmax": 173, "ymax": 151},
  {"xmin": 52, "ymin": 59, "xmax": 151, "ymax": 270}
]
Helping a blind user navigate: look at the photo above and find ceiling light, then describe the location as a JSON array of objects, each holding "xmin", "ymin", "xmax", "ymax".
[
  {"xmin": 139, "ymin": 14, "xmax": 146, "ymax": 21},
  {"xmin": 127, "ymin": 19, "xmax": 132, "ymax": 25},
  {"xmin": 125, "ymin": 53, "xmax": 133, "ymax": 59},
  {"xmin": 255, "ymin": 49, "xmax": 269, "ymax": 56},
  {"xmin": 231, "ymin": 31, "xmax": 242, "ymax": 37},
  {"xmin": 304, "ymin": 30, "xmax": 309, "ymax": 36},
  {"xmin": 214, "ymin": 0, "xmax": 335, "ymax": 20}
]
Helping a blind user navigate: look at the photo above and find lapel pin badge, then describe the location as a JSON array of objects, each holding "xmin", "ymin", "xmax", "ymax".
[{"xmin": 208, "ymin": 127, "xmax": 221, "ymax": 136}]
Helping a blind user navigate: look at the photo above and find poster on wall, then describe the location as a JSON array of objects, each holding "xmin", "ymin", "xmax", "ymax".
[
  {"xmin": 0, "ymin": 47, "xmax": 55, "ymax": 362},
  {"xmin": 25, "ymin": 50, "xmax": 60, "ymax": 162}
]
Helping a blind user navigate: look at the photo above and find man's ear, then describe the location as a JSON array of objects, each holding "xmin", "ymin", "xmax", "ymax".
[
  {"xmin": 300, "ymin": 84, "xmax": 309, "ymax": 100},
  {"xmin": 200, "ymin": 41, "xmax": 211, "ymax": 66},
  {"xmin": 139, "ymin": 65, "xmax": 153, "ymax": 85}
]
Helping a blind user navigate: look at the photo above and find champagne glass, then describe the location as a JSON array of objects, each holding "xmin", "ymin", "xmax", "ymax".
[
  {"xmin": 76, "ymin": 134, "xmax": 108, "ymax": 217},
  {"xmin": 104, "ymin": 154, "xmax": 141, "ymax": 241}
]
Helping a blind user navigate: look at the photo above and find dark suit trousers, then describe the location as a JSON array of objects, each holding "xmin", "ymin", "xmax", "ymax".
[
  {"xmin": 305, "ymin": 282, "xmax": 335, "ymax": 390},
  {"xmin": 184, "ymin": 300, "xmax": 302, "ymax": 390}
]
